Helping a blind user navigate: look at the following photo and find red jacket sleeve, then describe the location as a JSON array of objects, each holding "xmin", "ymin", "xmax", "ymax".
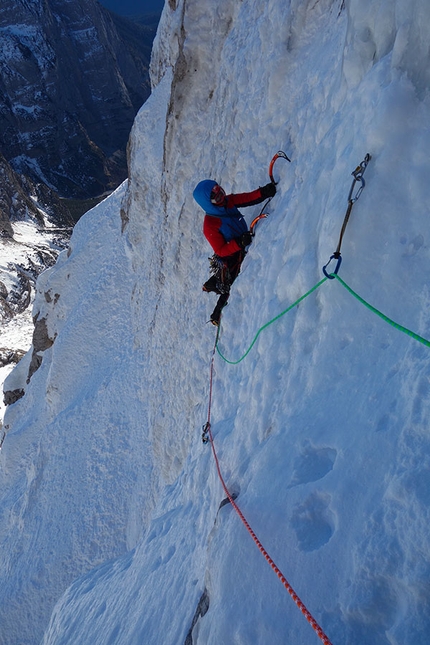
[
  {"xmin": 226, "ymin": 187, "xmax": 266, "ymax": 208},
  {"xmin": 203, "ymin": 216, "xmax": 242, "ymax": 256}
]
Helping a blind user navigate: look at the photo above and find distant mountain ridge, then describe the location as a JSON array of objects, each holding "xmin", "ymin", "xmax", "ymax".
[
  {"xmin": 0, "ymin": 0, "xmax": 158, "ymax": 199},
  {"xmin": 0, "ymin": 152, "xmax": 73, "ymax": 234}
]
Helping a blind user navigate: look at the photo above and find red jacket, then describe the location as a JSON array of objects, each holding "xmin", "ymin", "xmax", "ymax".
[{"xmin": 203, "ymin": 188, "xmax": 267, "ymax": 257}]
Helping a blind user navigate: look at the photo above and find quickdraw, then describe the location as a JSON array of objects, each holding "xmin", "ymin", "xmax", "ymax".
[
  {"xmin": 202, "ymin": 422, "xmax": 210, "ymax": 444},
  {"xmin": 323, "ymin": 153, "xmax": 371, "ymax": 278}
]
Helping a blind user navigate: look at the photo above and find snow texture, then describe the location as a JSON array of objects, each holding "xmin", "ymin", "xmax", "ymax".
[
  {"xmin": 1, "ymin": 0, "xmax": 430, "ymax": 644},
  {"xmin": 0, "ymin": 217, "xmax": 67, "ymax": 421}
]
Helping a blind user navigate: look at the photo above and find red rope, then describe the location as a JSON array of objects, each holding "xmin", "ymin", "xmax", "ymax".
[
  {"xmin": 202, "ymin": 326, "xmax": 219, "ymax": 443},
  {"xmin": 204, "ymin": 331, "xmax": 333, "ymax": 645}
]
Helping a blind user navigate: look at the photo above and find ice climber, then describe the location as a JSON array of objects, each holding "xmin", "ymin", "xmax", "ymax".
[{"xmin": 193, "ymin": 179, "xmax": 276, "ymax": 326}]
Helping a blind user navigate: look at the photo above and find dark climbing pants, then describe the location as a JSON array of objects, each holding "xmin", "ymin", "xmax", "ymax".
[{"xmin": 204, "ymin": 251, "xmax": 244, "ymax": 324}]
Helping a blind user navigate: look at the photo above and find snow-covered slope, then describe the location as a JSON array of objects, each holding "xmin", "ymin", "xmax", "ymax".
[
  {"xmin": 0, "ymin": 212, "xmax": 70, "ymax": 424},
  {"xmin": 1, "ymin": 1, "xmax": 430, "ymax": 644}
]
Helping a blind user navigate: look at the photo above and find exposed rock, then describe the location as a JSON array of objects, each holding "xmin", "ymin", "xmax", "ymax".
[
  {"xmin": 120, "ymin": 206, "xmax": 129, "ymax": 233},
  {"xmin": 0, "ymin": 153, "xmax": 40, "ymax": 235},
  {"xmin": 26, "ymin": 316, "xmax": 56, "ymax": 382},
  {"xmin": 27, "ymin": 352, "xmax": 43, "ymax": 383},
  {"xmin": 0, "ymin": 348, "xmax": 26, "ymax": 367},
  {"xmin": 184, "ymin": 589, "xmax": 210, "ymax": 645},
  {"xmin": 0, "ymin": 297, "xmax": 14, "ymax": 324},
  {"xmin": 44, "ymin": 290, "xmax": 60, "ymax": 304},
  {"xmin": 32, "ymin": 316, "xmax": 55, "ymax": 353},
  {"xmin": 3, "ymin": 388, "xmax": 25, "ymax": 406},
  {"xmin": 0, "ymin": 152, "xmax": 73, "ymax": 230}
]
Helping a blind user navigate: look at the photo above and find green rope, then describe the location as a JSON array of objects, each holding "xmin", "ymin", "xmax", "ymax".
[
  {"xmin": 216, "ymin": 273, "xmax": 430, "ymax": 365},
  {"xmin": 333, "ymin": 274, "xmax": 430, "ymax": 348},
  {"xmin": 216, "ymin": 277, "xmax": 328, "ymax": 364}
]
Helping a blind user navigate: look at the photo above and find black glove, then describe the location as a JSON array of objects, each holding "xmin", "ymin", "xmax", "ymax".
[
  {"xmin": 260, "ymin": 182, "xmax": 277, "ymax": 199},
  {"xmin": 236, "ymin": 231, "xmax": 253, "ymax": 249}
]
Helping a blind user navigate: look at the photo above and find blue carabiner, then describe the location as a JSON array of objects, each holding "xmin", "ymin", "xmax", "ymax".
[{"xmin": 322, "ymin": 254, "xmax": 342, "ymax": 279}]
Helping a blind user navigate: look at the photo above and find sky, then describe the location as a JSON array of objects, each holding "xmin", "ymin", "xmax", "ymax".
[
  {"xmin": 98, "ymin": 0, "xmax": 164, "ymax": 16},
  {"xmin": 1, "ymin": 0, "xmax": 430, "ymax": 644}
]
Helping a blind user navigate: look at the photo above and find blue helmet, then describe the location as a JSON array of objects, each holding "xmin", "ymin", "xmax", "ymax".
[
  {"xmin": 193, "ymin": 180, "xmax": 223, "ymax": 216},
  {"xmin": 193, "ymin": 179, "xmax": 247, "ymax": 241}
]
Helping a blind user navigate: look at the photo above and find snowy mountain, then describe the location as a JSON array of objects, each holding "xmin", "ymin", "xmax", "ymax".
[
  {"xmin": 0, "ymin": 187, "xmax": 71, "ymax": 425},
  {"xmin": 0, "ymin": 0, "xmax": 155, "ymax": 198},
  {"xmin": 1, "ymin": 1, "xmax": 430, "ymax": 644},
  {"xmin": 0, "ymin": 0, "xmax": 156, "ymax": 406}
]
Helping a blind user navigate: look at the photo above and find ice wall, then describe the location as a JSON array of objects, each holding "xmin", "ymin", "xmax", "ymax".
[{"xmin": 1, "ymin": 1, "xmax": 430, "ymax": 644}]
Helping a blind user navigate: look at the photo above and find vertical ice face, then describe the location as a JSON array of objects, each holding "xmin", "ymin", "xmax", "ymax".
[{"xmin": 1, "ymin": 1, "xmax": 430, "ymax": 644}]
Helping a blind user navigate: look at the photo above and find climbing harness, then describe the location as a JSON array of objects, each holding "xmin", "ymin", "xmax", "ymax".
[
  {"xmin": 250, "ymin": 150, "xmax": 291, "ymax": 236},
  {"xmin": 207, "ymin": 253, "xmax": 244, "ymax": 295},
  {"xmin": 323, "ymin": 153, "xmax": 371, "ymax": 278}
]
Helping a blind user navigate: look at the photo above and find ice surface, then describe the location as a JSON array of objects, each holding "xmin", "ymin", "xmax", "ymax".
[{"xmin": 1, "ymin": 0, "xmax": 430, "ymax": 644}]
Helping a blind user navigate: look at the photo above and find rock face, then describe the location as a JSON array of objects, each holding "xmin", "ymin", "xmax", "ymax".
[
  {"xmin": 0, "ymin": 152, "xmax": 73, "ymax": 235},
  {"xmin": 0, "ymin": 0, "xmax": 155, "ymax": 198},
  {"xmin": 0, "ymin": 153, "xmax": 39, "ymax": 237}
]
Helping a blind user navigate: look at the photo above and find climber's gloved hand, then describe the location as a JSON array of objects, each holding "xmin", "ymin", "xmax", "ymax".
[
  {"xmin": 236, "ymin": 231, "xmax": 253, "ymax": 249},
  {"xmin": 260, "ymin": 182, "xmax": 277, "ymax": 199}
]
